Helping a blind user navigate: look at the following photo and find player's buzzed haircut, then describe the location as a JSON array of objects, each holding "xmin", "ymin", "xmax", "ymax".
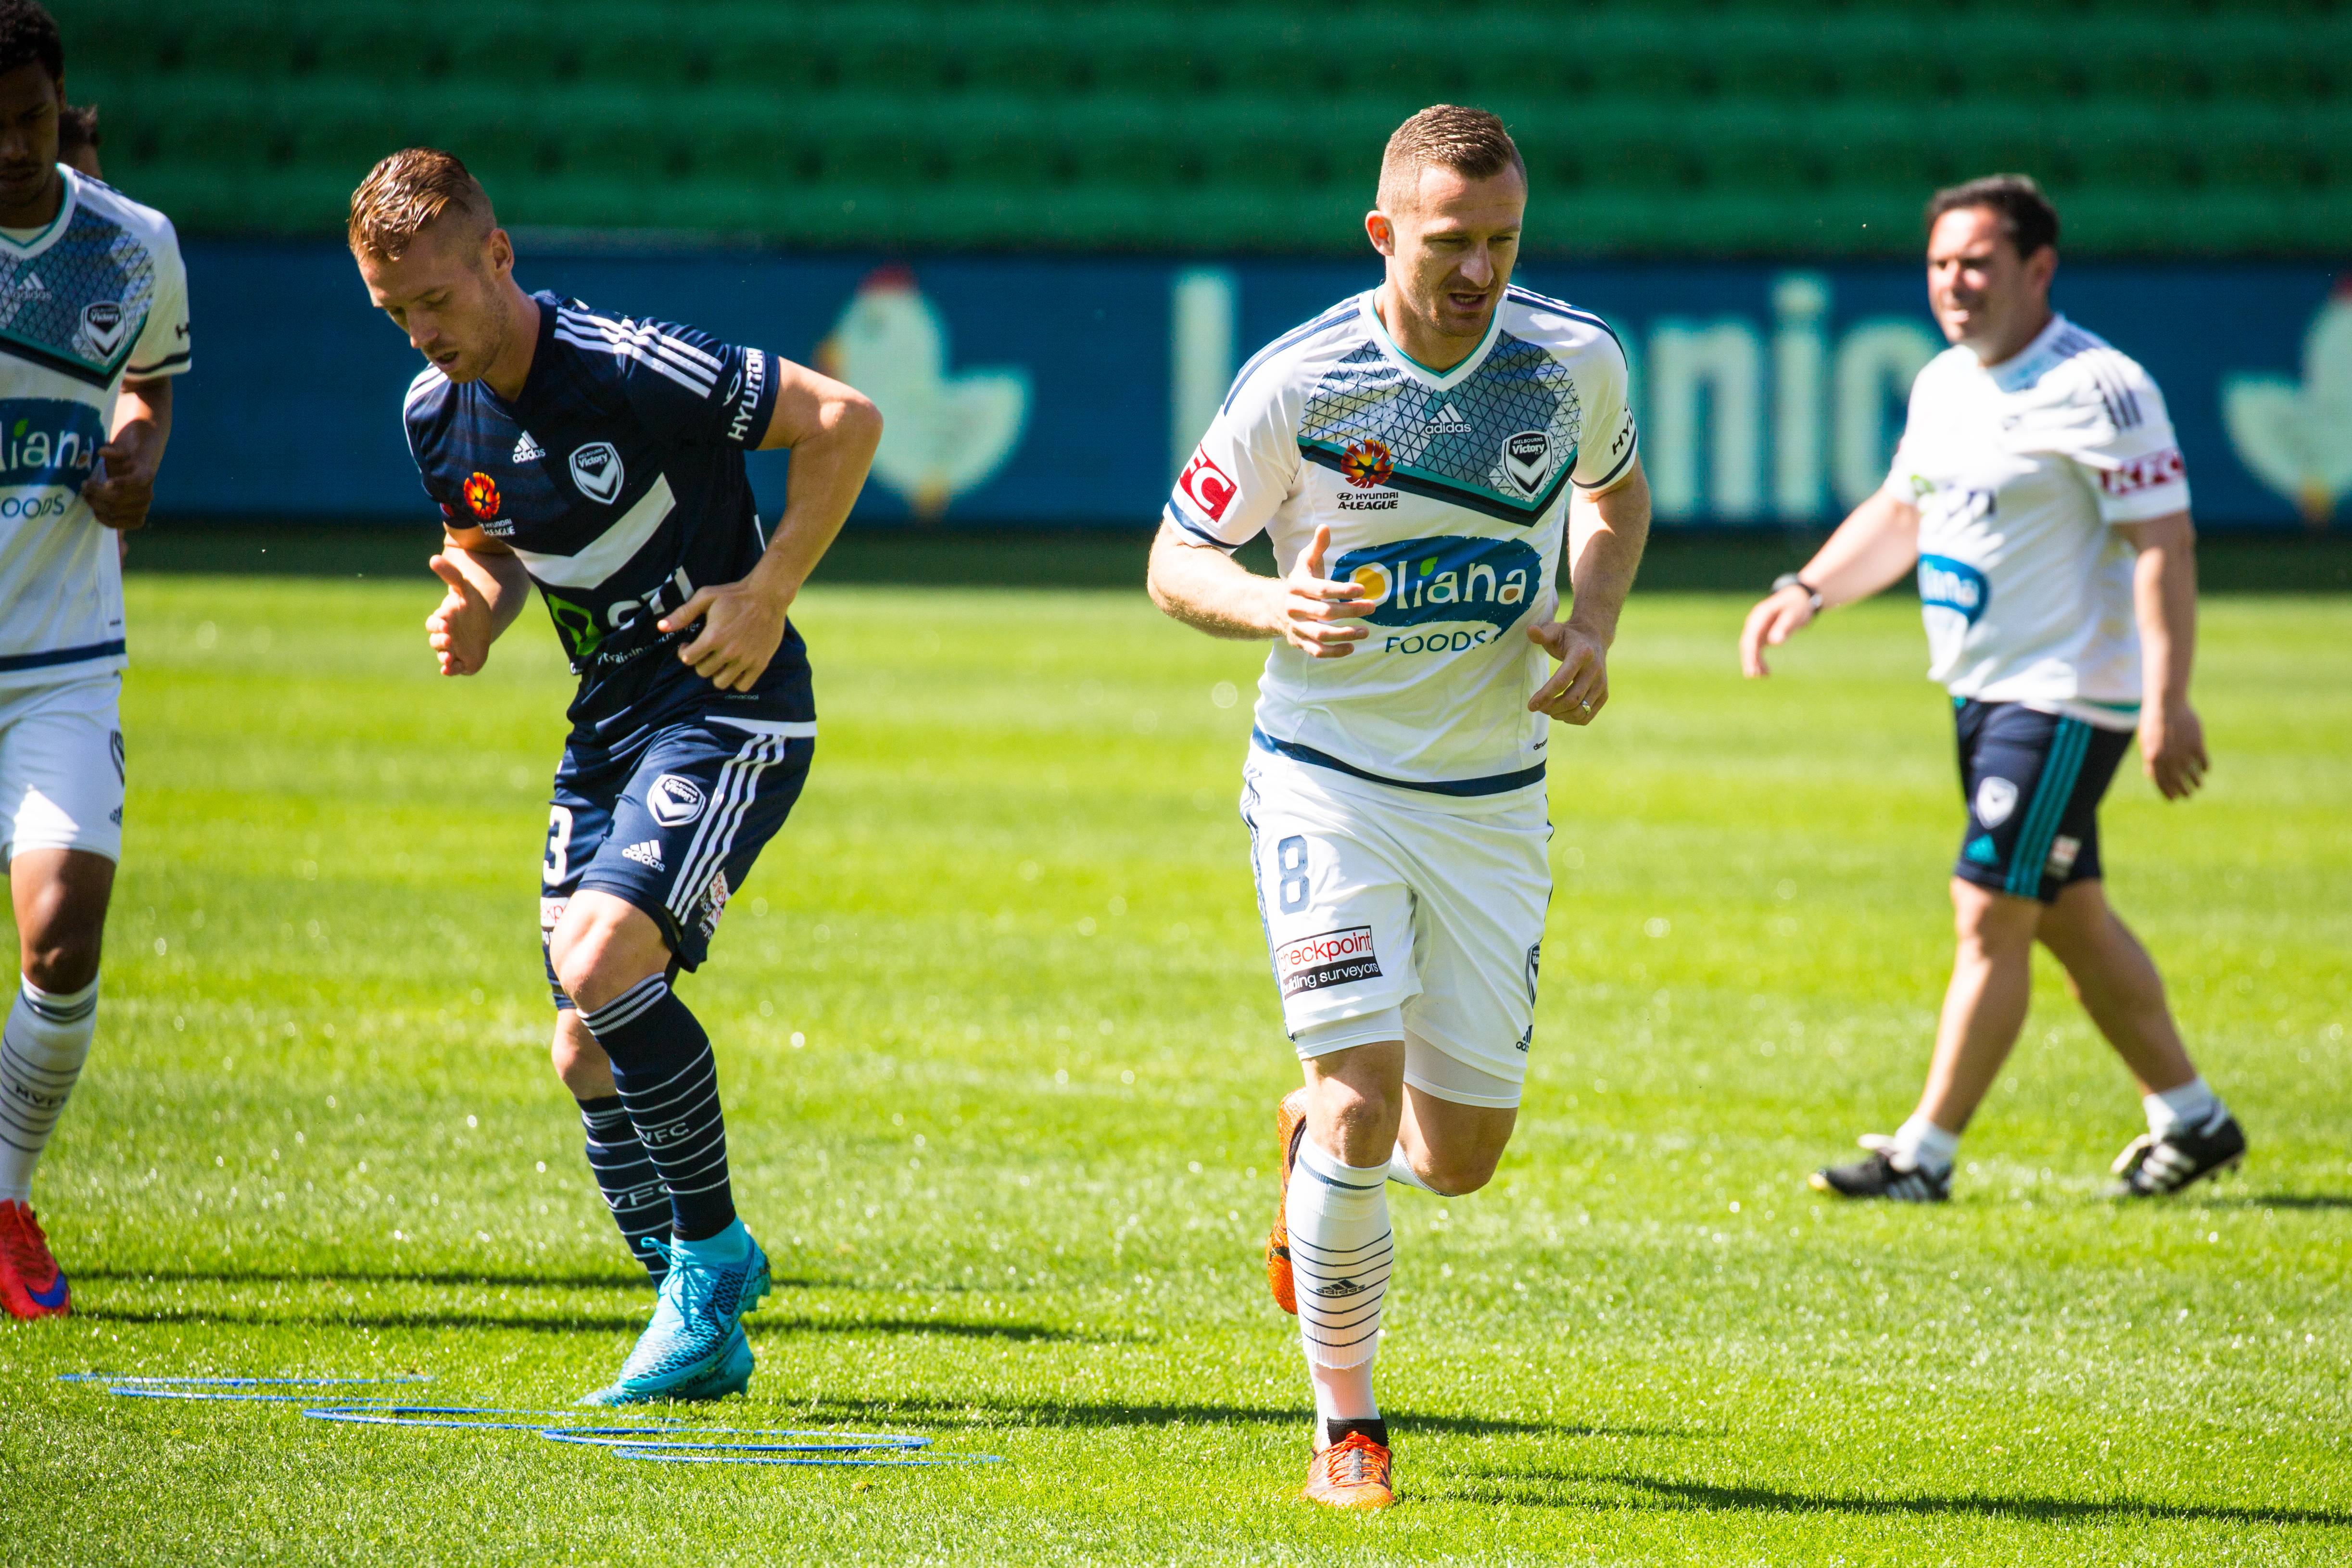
[
  {"xmin": 1926, "ymin": 174, "xmax": 2061, "ymax": 259},
  {"xmin": 1378, "ymin": 105, "xmax": 1525, "ymax": 214},
  {"xmin": 0, "ymin": 0, "xmax": 63, "ymax": 81},
  {"xmin": 348, "ymin": 148, "xmax": 495, "ymax": 262}
]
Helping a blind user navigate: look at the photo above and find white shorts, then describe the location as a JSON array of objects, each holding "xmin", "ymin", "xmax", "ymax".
[
  {"xmin": 0, "ymin": 674, "xmax": 125, "ymax": 867},
  {"xmin": 1241, "ymin": 746, "xmax": 1550, "ymax": 1108}
]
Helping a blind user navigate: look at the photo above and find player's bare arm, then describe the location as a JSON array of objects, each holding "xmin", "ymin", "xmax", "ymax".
[
  {"xmin": 2118, "ymin": 508, "xmax": 2205, "ymax": 800},
  {"xmin": 1528, "ymin": 458, "xmax": 1651, "ymax": 724},
  {"xmin": 1147, "ymin": 521, "xmax": 1376, "ymax": 658},
  {"xmin": 657, "ymin": 362, "xmax": 880, "ymax": 693},
  {"xmin": 425, "ymin": 526, "xmax": 529, "ymax": 676},
  {"xmin": 80, "ymin": 376, "xmax": 172, "ymax": 532},
  {"xmin": 1740, "ymin": 488, "xmax": 1923, "ymax": 678}
]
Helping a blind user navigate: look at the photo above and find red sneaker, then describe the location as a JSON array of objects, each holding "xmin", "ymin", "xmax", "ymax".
[
  {"xmin": 1267, "ymin": 1088, "xmax": 1309, "ymax": 1315},
  {"xmin": 0, "ymin": 1200, "xmax": 70, "ymax": 1318}
]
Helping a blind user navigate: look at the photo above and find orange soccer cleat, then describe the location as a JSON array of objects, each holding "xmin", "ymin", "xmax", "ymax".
[
  {"xmin": 1267, "ymin": 1087, "xmax": 1309, "ymax": 1314},
  {"xmin": 1303, "ymin": 1429, "xmax": 1395, "ymax": 1510},
  {"xmin": 0, "ymin": 1201, "xmax": 70, "ymax": 1319}
]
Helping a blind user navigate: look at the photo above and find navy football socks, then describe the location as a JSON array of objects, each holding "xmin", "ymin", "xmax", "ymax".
[
  {"xmin": 576, "ymin": 1094, "xmax": 671, "ymax": 1282},
  {"xmin": 578, "ymin": 976, "xmax": 738, "ymax": 1243}
]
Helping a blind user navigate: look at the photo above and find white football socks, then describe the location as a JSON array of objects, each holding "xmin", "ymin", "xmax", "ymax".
[
  {"xmin": 1890, "ymin": 1112, "xmax": 1960, "ymax": 1176},
  {"xmin": 1287, "ymin": 1136, "xmax": 1391, "ymax": 1425},
  {"xmin": 2145, "ymin": 1076, "xmax": 2225, "ymax": 1137},
  {"xmin": 1384, "ymin": 1142, "xmax": 1439, "ymax": 1192},
  {"xmin": 0, "ymin": 976, "xmax": 99, "ymax": 1204}
]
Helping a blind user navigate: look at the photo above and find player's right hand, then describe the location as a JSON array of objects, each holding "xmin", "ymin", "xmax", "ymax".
[
  {"xmin": 1275, "ymin": 524, "xmax": 1374, "ymax": 658},
  {"xmin": 426, "ymin": 552, "xmax": 494, "ymax": 676},
  {"xmin": 1739, "ymin": 585, "xmax": 1816, "ymax": 678}
]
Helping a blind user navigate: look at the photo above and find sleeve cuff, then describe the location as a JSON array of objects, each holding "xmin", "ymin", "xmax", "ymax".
[
  {"xmin": 1573, "ymin": 427, "xmax": 1639, "ymax": 493},
  {"xmin": 125, "ymin": 352, "xmax": 191, "ymax": 378},
  {"xmin": 1163, "ymin": 502, "xmax": 1245, "ymax": 552}
]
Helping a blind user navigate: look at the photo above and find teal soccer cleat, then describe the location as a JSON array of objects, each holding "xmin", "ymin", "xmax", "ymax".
[{"xmin": 578, "ymin": 1223, "xmax": 771, "ymax": 1407}]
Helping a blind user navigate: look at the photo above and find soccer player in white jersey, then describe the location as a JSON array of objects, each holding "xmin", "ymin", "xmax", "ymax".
[
  {"xmin": 0, "ymin": 0, "xmax": 187, "ymax": 1318},
  {"xmin": 1741, "ymin": 175, "xmax": 2243, "ymax": 1204},
  {"xmin": 1149, "ymin": 106, "xmax": 1649, "ymax": 1509}
]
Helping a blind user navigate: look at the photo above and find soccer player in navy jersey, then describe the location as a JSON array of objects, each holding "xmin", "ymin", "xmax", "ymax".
[{"xmin": 349, "ymin": 150, "xmax": 880, "ymax": 1404}]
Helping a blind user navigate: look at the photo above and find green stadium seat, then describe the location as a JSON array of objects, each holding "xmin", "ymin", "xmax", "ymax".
[{"xmin": 54, "ymin": 0, "xmax": 2352, "ymax": 258}]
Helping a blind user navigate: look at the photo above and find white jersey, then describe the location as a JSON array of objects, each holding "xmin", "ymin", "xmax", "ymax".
[
  {"xmin": 0, "ymin": 168, "xmax": 190, "ymax": 690},
  {"xmin": 1167, "ymin": 287, "xmax": 1637, "ymax": 798},
  {"xmin": 1886, "ymin": 313, "xmax": 2185, "ymax": 731}
]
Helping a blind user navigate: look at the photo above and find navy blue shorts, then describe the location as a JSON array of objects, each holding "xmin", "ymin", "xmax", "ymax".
[
  {"xmin": 1951, "ymin": 699, "xmax": 2133, "ymax": 904},
  {"xmin": 540, "ymin": 713, "xmax": 814, "ymax": 1006}
]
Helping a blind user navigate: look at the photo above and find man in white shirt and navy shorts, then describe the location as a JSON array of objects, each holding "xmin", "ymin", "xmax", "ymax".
[
  {"xmin": 0, "ymin": 0, "xmax": 187, "ymax": 1319},
  {"xmin": 1149, "ymin": 105, "xmax": 1649, "ymax": 1510},
  {"xmin": 1741, "ymin": 174, "xmax": 2243, "ymax": 1205}
]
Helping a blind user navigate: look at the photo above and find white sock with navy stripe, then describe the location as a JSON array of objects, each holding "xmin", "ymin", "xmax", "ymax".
[
  {"xmin": 0, "ymin": 976, "xmax": 98, "ymax": 1204},
  {"xmin": 1287, "ymin": 1135, "xmax": 1391, "ymax": 1424},
  {"xmin": 579, "ymin": 975, "xmax": 736, "ymax": 1242}
]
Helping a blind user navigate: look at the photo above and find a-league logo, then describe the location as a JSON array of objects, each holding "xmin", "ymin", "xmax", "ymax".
[
  {"xmin": 1340, "ymin": 438, "xmax": 1394, "ymax": 489},
  {"xmin": 463, "ymin": 471, "xmax": 500, "ymax": 519}
]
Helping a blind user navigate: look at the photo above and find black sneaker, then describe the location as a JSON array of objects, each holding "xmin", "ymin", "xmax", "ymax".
[
  {"xmin": 2106, "ymin": 1113, "xmax": 2246, "ymax": 1197},
  {"xmin": 1810, "ymin": 1138, "xmax": 1951, "ymax": 1202}
]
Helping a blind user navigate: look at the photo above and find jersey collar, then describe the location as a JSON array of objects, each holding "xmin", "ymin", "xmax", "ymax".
[
  {"xmin": 1356, "ymin": 289, "xmax": 1505, "ymax": 391},
  {"xmin": 1982, "ymin": 311, "xmax": 2071, "ymax": 393},
  {"xmin": 0, "ymin": 165, "xmax": 76, "ymax": 261}
]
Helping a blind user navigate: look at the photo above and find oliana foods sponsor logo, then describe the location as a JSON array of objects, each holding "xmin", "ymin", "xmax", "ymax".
[
  {"xmin": 1331, "ymin": 535, "xmax": 1543, "ymax": 642},
  {"xmin": 0, "ymin": 399, "xmax": 107, "ymax": 487}
]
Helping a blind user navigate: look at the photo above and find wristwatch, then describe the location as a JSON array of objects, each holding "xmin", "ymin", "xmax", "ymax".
[{"xmin": 1771, "ymin": 573, "xmax": 1824, "ymax": 613}]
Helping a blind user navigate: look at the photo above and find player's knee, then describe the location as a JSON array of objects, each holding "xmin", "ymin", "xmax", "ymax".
[
  {"xmin": 19, "ymin": 926, "xmax": 102, "ymax": 993},
  {"xmin": 1951, "ymin": 886, "xmax": 2037, "ymax": 956},
  {"xmin": 549, "ymin": 1013, "xmax": 615, "ymax": 1098},
  {"xmin": 1419, "ymin": 1150, "xmax": 1501, "ymax": 1196},
  {"xmin": 1310, "ymin": 1076, "xmax": 1401, "ymax": 1164}
]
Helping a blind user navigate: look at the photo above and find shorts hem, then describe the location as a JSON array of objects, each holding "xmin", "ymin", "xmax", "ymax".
[
  {"xmin": 572, "ymin": 875, "xmax": 700, "ymax": 968},
  {"xmin": 1950, "ymin": 860, "xmax": 2076, "ymax": 906},
  {"xmin": 1283, "ymin": 990, "xmax": 1417, "ymax": 1042},
  {"xmin": 3, "ymin": 834, "xmax": 120, "ymax": 867},
  {"xmin": 1401, "ymin": 1065, "xmax": 1522, "ymax": 1109}
]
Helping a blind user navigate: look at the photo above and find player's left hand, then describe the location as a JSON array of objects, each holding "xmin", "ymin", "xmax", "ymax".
[
  {"xmin": 661, "ymin": 579, "xmax": 789, "ymax": 693},
  {"xmin": 1527, "ymin": 619, "xmax": 1609, "ymax": 724},
  {"xmin": 2139, "ymin": 698, "xmax": 2208, "ymax": 800},
  {"xmin": 82, "ymin": 426, "xmax": 162, "ymax": 532}
]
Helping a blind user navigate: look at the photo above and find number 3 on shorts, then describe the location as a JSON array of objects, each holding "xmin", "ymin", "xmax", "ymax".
[
  {"xmin": 544, "ymin": 805, "xmax": 574, "ymax": 886},
  {"xmin": 1276, "ymin": 834, "xmax": 1310, "ymax": 913}
]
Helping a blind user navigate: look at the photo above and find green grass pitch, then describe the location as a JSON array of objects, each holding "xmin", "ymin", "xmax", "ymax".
[{"xmin": 5, "ymin": 571, "xmax": 2349, "ymax": 1565}]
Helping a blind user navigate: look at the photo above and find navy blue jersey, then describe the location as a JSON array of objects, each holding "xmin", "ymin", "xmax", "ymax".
[{"xmin": 403, "ymin": 291, "xmax": 805, "ymax": 735}]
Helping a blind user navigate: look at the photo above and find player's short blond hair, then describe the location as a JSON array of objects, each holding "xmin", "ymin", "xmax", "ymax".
[
  {"xmin": 1377, "ymin": 105, "xmax": 1525, "ymax": 215},
  {"xmin": 348, "ymin": 148, "xmax": 494, "ymax": 262}
]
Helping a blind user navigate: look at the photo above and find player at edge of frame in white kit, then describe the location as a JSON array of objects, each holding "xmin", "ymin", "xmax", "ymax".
[
  {"xmin": 1147, "ymin": 105, "xmax": 1651, "ymax": 1512},
  {"xmin": 0, "ymin": 0, "xmax": 188, "ymax": 1321},
  {"xmin": 1739, "ymin": 173, "xmax": 2246, "ymax": 1205}
]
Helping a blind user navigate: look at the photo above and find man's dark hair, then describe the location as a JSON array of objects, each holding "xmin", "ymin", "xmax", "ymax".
[
  {"xmin": 0, "ymin": 0, "xmax": 62, "ymax": 82},
  {"xmin": 56, "ymin": 101, "xmax": 94, "ymax": 157},
  {"xmin": 1926, "ymin": 174, "xmax": 2060, "ymax": 258}
]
